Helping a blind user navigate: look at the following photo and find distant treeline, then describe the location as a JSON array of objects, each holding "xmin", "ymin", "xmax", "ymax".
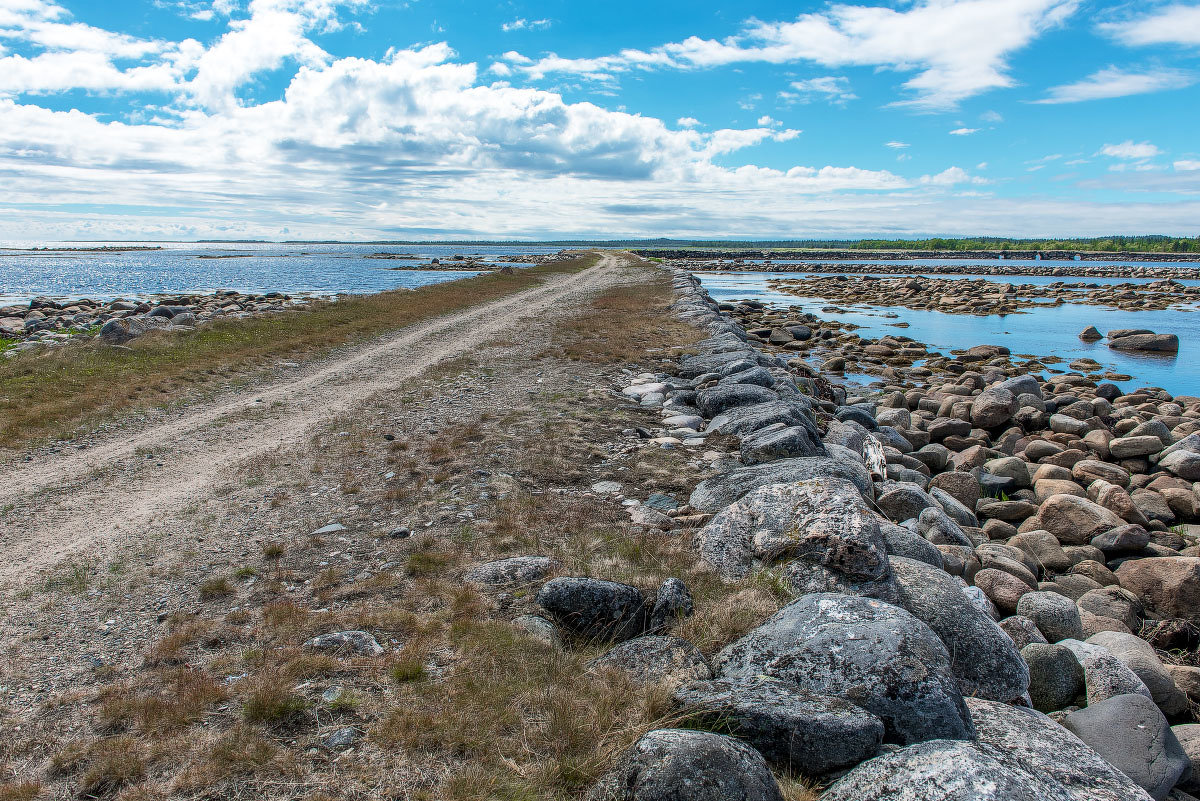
[{"xmin": 189, "ymin": 236, "xmax": 1200, "ymax": 253}]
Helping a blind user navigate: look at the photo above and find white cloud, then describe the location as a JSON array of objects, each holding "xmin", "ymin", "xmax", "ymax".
[
  {"xmin": 501, "ymin": 18, "xmax": 551, "ymax": 33},
  {"xmin": 981, "ymin": 110, "xmax": 1003, "ymax": 123},
  {"xmin": 780, "ymin": 75, "xmax": 856, "ymax": 104},
  {"xmin": 1099, "ymin": 140, "xmax": 1162, "ymax": 160},
  {"xmin": 676, "ymin": 116, "xmax": 701, "ymax": 128},
  {"xmin": 949, "ymin": 127, "xmax": 979, "ymax": 135},
  {"xmin": 1034, "ymin": 66, "xmax": 1195, "ymax": 103},
  {"xmin": 756, "ymin": 115, "xmax": 778, "ymax": 126},
  {"xmin": 1101, "ymin": 4, "xmax": 1200, "ymax": 48},
  {"xmin": 886, "ymin": 141, "xmax": 909, "ymax": 149},
  {"xmin": 504, "ymin": 0, "xmax": 1080, "ymax": 109},
  {"xmin": 1177, "ymin": 160, "xmax": 1200, "ymax": 172},
  {"xmin": 920, "ymin": 166, "xmax": 987, "ymax": 186}
]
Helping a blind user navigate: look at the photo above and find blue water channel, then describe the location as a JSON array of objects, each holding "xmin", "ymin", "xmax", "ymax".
[{"xmin": 697, "ymin": 271, "xmax": 1200, "ymax": 398}]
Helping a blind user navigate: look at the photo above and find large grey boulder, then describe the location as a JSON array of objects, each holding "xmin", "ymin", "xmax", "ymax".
[
  {"xmin": 876, "ymin": 483, "xmax": 940, "ymax": 523},
  {"xmin": 889, "ymin": 557, "xmax": 1029, "ymax": 702},
  {"xmin": 967, "ymin": 696, "xmax": 1156, "ymax": 801},
  {"xmin": 98, "ymin": 314, "xmax": 170, "ymax": 344},
  {"xmin": 694, "ymin": 479, "xmax": 889, "ymax": 584},
  {"xmin": 715, "ymin": 593, "xmax": 974, "ymax": 745},
  {"xmin": 585, "ymin": 729, "xmax": 783, "ymax": 801},
  {"xmin": 821, "ymin": 739, "xmax": 1072, "ymax": 800},
  {"xmin": 672, "ymin": 677, "xmax": 883, "ymax": 775},
  {"xmin": 1022, "ymin": 642, "xmax": 1084, "ymax": 712},
  {"xmin": 1060, "ymin": 638, "xmax": 1154, "ymax": 706},
  {"xmin": 1023, "ymin": 495, "xmax": 1125, "ymax": 545},
  {"xmin": 303, "ymin": 630, "xmax": 384, "ymax": 656},
  {"xmin": 878, "ymin": 520, "xmax": 944, "ymax": 568},
  {"xmin": 1087, "ymin": 631, "xmax": 1189, "ymax": 717},
  {"xmin": 1016, "ymin": 590, "xmax": 1084, "ymax": 642},
  {"xmin": 689, "ymin": 458, "xmax": 874, "ymax": 512},
  {"xmin": 536, "ymin": 577, "xmax": 648, "ymax": 642},
  {"xmin": 707, "ymin": 400, "xmax": 819, "ymax": 438},
  {"xmin": 917, "ymin": 506, "xmax": 972, "ymax": 546},
  {"xmin": 1062, "ymin": 694, "xmax": 1192, "ymax": 800},
  {"xmin": 739, "ymin": 423, "xmax": 825, "ymax": 464},
  {"xmin": 696, "ymin": 384, "xmax": 778, "ymax": 418},
  {"xmin": 1108, "ymin": 332, "xmax": 1179, "ymax": 353},
  {"xmin": 590, "ymin": 636, "xmax": 712, "ymax": 689},
  {"xmin": 972, "ymin": 386, "xmax": 1018, "ymax": 429}
]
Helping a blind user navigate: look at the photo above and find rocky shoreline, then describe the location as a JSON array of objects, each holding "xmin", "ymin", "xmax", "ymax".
[
  {"xmin": 641, "ymin": 248, "xmax": 1200, "ymax": 265},
  {"xmin": 0, "ymin": 290, "xmax": 315, "ymax": 354},
  {"xmin": 661, "ymin": 257, "xmax": 1200, "ymax": 280},
  {"xmin": 570, "ymin": 267, "xmax": 1200, "ymax": 800},
  {"xmin": 765, "ymin": 273, "xmax": 1200, "ymax": 313}
]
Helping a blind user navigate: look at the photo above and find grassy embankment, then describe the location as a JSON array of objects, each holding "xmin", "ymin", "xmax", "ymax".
[{"xmin": 0, "ymin": 253, "xmax": 597, "ymax": 449}]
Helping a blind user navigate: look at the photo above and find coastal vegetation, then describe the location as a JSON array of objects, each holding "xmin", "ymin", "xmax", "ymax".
[{"xmin": 0, "ymin": 253, "xmax": 596, "ymax": 449}]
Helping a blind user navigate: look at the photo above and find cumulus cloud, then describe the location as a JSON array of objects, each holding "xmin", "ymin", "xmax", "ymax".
[
  {"xmin": 503, "ymin": 0, "xmax": 1080, "ymax": 109},
  {"xmin": 1101, "ymin": 4, "xmax": 1200, "ymax": 48},
  {"xmin": 1177, "ymin": 160, "xmax": 1200, "ymax": 171},
  {"xmin": 1034, "ymin": 66, "xmax": 1194, "ymax": 103},
  {"xmin": 1099, "ymin": 140, "xmax": 1162, "ymax": 160}
]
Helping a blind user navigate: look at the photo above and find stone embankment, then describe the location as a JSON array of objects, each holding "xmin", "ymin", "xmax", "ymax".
[
  {"xmin": 0, "ymin": 291, "xmax": 312, "ymax": 354},
  {"xmin": 642, "ymin": 250, "xmax": 1200, "ymax": 269},
  {"xmin": 570, "ymin": 269, "xmax": 1200, "ymax": 799},
  {"xmin": 766, "ymin": 274, "xmax": 1200, "ymax": 313}
]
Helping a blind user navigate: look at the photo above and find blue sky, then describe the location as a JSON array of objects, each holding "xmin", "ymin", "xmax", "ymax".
[{"xmin": 0, "ymin": 0, "xmax": 1198, "ymax": 240}]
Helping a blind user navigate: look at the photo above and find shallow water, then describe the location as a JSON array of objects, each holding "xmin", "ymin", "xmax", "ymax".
[
  {"xmin": 0, "ymin": 242, "xmax": 563, "ymax": 304},
  {"xmin": 697, "ymin": 271, "xmax": 1200, "ymax": 398}
]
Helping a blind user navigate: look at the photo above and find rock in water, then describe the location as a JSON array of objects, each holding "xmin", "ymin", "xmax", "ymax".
[
  {"xmin": 585, "ymin": 729, "xmax": 783, "ymax": 801},
  {"xmin": 672, "ymin": 676, "xmax": 883, "ymax": 775},
  {"xmin": 535, "ymin": 577, "xmax": 648, "ymax": 642},
  {"xmin": 714, "ymin": 593, "xmax": 974, "ymax": 744}
]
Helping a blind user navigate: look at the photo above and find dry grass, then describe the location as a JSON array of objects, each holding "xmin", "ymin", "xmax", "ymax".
[
  {"xmin": 0, "ymin": 254, "xmax": 596, "ymax": 448},
  {"xmin": 550, "ymin": 278, "xmax": 702, "ymax": 365},
  {"xmin": 97, "ymin": 669, "xmax": 228, "ymax": 735}
]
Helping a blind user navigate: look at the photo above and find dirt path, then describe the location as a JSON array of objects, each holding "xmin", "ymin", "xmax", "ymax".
[{"xmin": 0, "ymin": 253, "xmax": 623, "ymax": 587}]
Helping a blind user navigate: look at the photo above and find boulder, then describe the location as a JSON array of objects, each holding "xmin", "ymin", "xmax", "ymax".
[
  {"xmin": 590, "ymin": 636, "xmax": 712, "ymax": 689},
  {"xmin": 1108, "ymin": 333, "xmax": 1180, "ymax": 353},
  {"xmin": 536, "ymin": 577, "xmax": 648, "ymax": 642},
  {"xmin": 876, "ymin": 483, "xmax": 939, "ymax": 523},
  {"xmin": 649, "ymin": 578, "xmax": 694, "ymax": 633},
  {"xmin": 739, "ymin": 423, "xmax": 824, "ymax": 464},
  {"xmin": 672, "ymin": 677, "xmax": 884, "ymax": 775},
  {"xmin": 1022, "ymin": 642, "xmax": 1084, "ymax": 712},
  {"xmin": 696, "ymin": 384, "xmax": 778, "ymax": 418},
  {"xmin": 967, "ymin": 696, "xmax": 1156, "ymax": 801},
  {"xmin": 303, "ymin": 630, "xmax": 384, "ymax": 656},
  {"xmin": 1016, "ymin": 591, "xmax": 1084, "ymax": 642},
  {"xmin": 464, "ymin": 556, "xmax": 558, "ymax": 586},
  {"xmin": 1024, "ymin": 494, "xmax": 1125, "ymax": 545},
  {"xmin": 693, "ymin": 479, "xmax": 888, "ymax": 582},
  {"xmin": 890, "ymin": 557, "xmax": 1030, "ymax": 702},
  {"xmin": 1087, "ymin": 631, "xmax": 1189, "ymax": 717},
  {"xmin": 1115, "ymin": 558, "xmax": 1200, "ymax": 621},
  {"xmin": 715, "ymin": 593, "xmax": 974, "ymax": 745},
  {"xmin": 689, "ymin": 457, "xmax": 873, "ymax": 512},
  {"xmin": 972, "ymin": 387, "xmax": 1018, "ymax": 429},
  {"xmin": 585, "ymin": 729, "xmax": 783, "ymax": 801},
  {"xmin": 1062, "ymin": 694, "xmax": 1191, "ymax": 800},
  {"xmin": 1060, "ymin": 639, "xmax": 1153, "ymax": 706},
  {"xmin": 999, "ymin": 615, "xmax": 1048, "ymax": 650}
]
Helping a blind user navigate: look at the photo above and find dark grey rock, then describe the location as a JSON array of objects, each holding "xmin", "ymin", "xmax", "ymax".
[
  {"xmin": 672, "ymin": 677, "xmax": 883, "ymax": 775},
  {"xmin": 878, "ymin": 520, "xmax": 944, "ymax": 568},
  {"xmin": 464, "ymin": 555, "xmax": 558, "ymax": 586},
  {"xmin": 585, "ymin": 729, "xmax": 783, "ymax": 801},
  {"xmin": 1022, "ymin": 642, "xmax": 1084, "ymax": 712},
  {"xmin": 876, "ymin": 483, "xmax": 939, "ymax": 523},
  {"xmin": 739, "ymin": 423, "xmax": 824, "ymax": 464},
  {"xmin": 696, "ymin": 384, "xmax": 779, "ymax": 418},
  {"xmin": 1016, "ymin": 591, "xmax": 1084, "ymax": 642},
  {"xmin": 536, "ymin": 577, "xmax": 648, "ymax": 642},
  {"xmin": 715, "ymin": 593, "xmax": 974, "ymax": 745},
  {"xmin": 649, "ymin": 578, "xmax": 695, "ymax": 633},
  {"xmin": 918, "ymin": 506, "xmax": 972, "ymax": 546}
]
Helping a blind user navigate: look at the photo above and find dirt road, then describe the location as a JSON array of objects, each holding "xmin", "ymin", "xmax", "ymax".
[{"xmin": 0, "ymin": 253, "xmax": 624, "ymax": 587}]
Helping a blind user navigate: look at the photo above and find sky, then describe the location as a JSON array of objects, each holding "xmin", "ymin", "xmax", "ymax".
[{"xmin": 0, "ymin": 0, "xmax": 1198, "ymax": 241}]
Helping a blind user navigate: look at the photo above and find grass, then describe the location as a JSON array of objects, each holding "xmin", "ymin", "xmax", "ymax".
[{"xmin": 0, "ymin": 253, "xmax": 597, "ymax": 448}]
